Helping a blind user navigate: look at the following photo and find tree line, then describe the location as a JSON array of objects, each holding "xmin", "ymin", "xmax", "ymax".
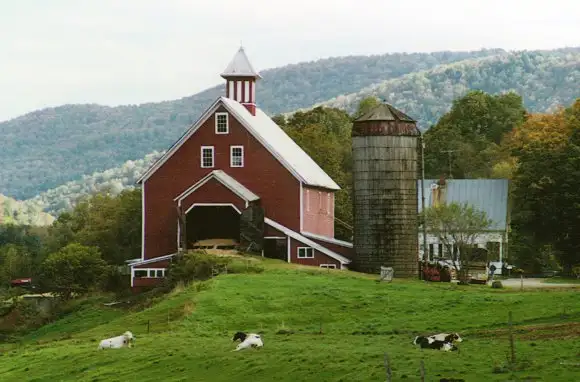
[{"xmin": 1, "ymin": 90, "xmax": 579, "ymax": 298}]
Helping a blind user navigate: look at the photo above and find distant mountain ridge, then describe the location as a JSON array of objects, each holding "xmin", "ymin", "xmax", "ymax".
[
  {"xmin": 4, "ymin": 47, "xmax": 580, "ymax": 214},
  {"xmin": 1, "ymin": 49, "xmax": 504, "ymax": 200}
]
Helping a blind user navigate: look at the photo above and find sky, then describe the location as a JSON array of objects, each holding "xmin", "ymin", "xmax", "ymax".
[{"xmin": 1, "ymin": 0, "xmax": 579, "ymax": 122}]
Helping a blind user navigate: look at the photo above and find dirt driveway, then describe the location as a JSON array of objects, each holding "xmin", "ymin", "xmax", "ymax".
[{"xmin": 498, "ymin": 278, "xmax": 580, "ymax": 289}]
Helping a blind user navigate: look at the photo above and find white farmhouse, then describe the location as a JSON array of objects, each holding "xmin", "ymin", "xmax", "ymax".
[{"xmin": 418, "ymin": 178, "xmax": 510, "ymax": 273}]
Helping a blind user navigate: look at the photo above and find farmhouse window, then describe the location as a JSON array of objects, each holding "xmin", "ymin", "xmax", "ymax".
[
  {"xmin": 297, "ymin": 247, "xmax": 314, "ymax": 258},
  {"xmin": 201, "ymin": 146, "xmax": 214, "ymax": 168},
  {"xmin": 230, "ymin": 145, "xmax": 244, "ymax": 167},
  {"xmin": 320, "ymin": 264, "xmax": 336, "ymax": 269},
  {"xmin": 429, "ymin": 244, "xmax": 434, "ymax": 260},
  {"xmin": 438, "ymin": 244, "xmax": 443, "ymax": 257},
  {"xmin": 215, "ymin": 112, "xmax": 229, "ymax": 134}
]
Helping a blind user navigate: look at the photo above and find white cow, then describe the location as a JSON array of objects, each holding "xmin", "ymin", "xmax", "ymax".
[
  {"xmin": 97, "ymin": 331, "xmax": 135, "ymax": 349},
  {"xmin": 232, "ymin": 332, "xmax": 263, "ymax": 351}
]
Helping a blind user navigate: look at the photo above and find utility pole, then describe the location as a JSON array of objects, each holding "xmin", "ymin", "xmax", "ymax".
[
  {"xmin": 420, "ymin": 134, "xmax": 427, "ymax": 263},
  {"xmin": 440, "ymin": 149, "xmax": 457, "ymax": 178}
]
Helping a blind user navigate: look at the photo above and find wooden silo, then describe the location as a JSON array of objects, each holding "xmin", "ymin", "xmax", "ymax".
[{"xmin": 351, "ymin": 102, "xmax": 420, "ymax": 277}]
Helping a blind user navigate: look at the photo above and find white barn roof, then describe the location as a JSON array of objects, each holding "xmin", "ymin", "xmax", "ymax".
[{"xmin": 137, "ymin": 97, "xmax": 341, "ymax": 191}]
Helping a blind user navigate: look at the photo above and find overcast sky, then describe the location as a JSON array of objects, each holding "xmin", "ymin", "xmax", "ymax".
[{"xmin": 1, "ymin": 0, "xmax": 579, "ymax": 122}]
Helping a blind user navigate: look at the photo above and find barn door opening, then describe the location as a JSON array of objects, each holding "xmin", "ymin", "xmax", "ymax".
[
  {"xmin": 186, "ymin": 205, "xmax": 240, "ymax": 249},
  {"xmin": 263, "ymin": 238, "xmax": 287, "ymax": 262}
]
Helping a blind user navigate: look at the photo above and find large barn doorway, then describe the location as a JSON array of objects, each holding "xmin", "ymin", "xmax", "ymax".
[
  {"xmin": 186, "ymin": 205, "xmax": 240, "ymax": 249},
  {"xmin": 263, "ymin": 238, "xmax": 287, "ymax": 262}
]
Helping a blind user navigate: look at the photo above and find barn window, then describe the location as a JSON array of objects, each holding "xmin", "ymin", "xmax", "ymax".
[
  {"xmin": 201, "ymin": 146, "xmax": 214, "ymax": 168},
  {"xmin": 156, "ymin": 269, "xmax": 164, "ymax": 278},
  {"xmin": 297, "ymin": 247, "xmax": 314, "ymax": 258},
  {"xmin": 320, "ymin": 264, "xmax": 336, "ymax": 269},
  {"xmin": 230, "ymin": 145, "xmax": 244, "ymax": 167},
  {"xmin": 134, "ymin": 270, "xmax": 147, "ymax": 278},
  {"xmin": 215, "ymin": 112, "xmax": 229, "ymax": 134}
]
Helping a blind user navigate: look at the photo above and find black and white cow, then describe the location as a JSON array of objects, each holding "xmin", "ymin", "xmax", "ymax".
[
  {"xmin": 231, "ymin": 331, "xmax": 263, "ymax": 351},
  {"xmin": 413, "ymin": 335, "xmax": 458, "ymax": 352}
]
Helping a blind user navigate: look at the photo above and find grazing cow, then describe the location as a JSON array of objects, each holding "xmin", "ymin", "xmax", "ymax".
[
  {"xmin": 97, "ymin": 331, "xmax": 135, "ymax": 350},
  {"xmin": 413, "ymin": 336, "xmax": 458, "ymax": 352},
  {"xmin": 429, "ymin": 332, "xmax": 463, "ymax": 343},
  {"xmin": 232, "ymin": 331, "xmax": 263, "ymax": 351}
]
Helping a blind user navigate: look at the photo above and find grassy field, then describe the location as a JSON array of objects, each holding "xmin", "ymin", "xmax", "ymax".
[{"xmin": 0, "ymin": 260, "xmax": 579, "ymax": 381}]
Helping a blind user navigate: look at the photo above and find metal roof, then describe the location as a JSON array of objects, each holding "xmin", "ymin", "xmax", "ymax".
[
  {"xmin": 417, "ymin": 179, "xmax": 509, "ymax": 231},
  {"xmin": 354, "ymin": 102, "xmax": 416, "ymax": 123},
  {"xmin": 220, "ymin": 46, "xmax": 262, "ymax": 79},
  {"xmin": 222, "ymin": 98, "xmax": 341, "ymax": 190}
]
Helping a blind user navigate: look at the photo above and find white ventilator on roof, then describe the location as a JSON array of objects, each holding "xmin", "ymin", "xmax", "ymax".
[
  {"xmin": 222, "ymin": 97, "xmax": 340, "ymax": 190},
  {"xmin": 221, "ymin": 47, "xmax": 262, "ymax": 78}
]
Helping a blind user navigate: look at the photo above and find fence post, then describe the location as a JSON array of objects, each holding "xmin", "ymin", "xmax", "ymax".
[
  {"xmin": 383, "ymin": 352, "xmax": 392, "ymax": 382},
  {"xmin": 520, "ymin": 274, "xmax": 523, "ymax": 291},
  {"xmin": 508, "ymin": 311, "xmax": 516, "ymax": 368},
  {"xmin": 420, "ymin": 359, "xmax": 425, "ymax": 382}
]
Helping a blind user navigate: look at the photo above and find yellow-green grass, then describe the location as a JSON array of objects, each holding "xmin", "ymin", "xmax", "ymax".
[{"xmin": 0, "ymin": 263, "xmax": 578, "ymax": 381}]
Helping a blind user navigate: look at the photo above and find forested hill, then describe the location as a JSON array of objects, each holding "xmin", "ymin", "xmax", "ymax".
[
  {"xmin": 0, "ymin": 49, "xmax": 503, "ymax": 200},
  {"xmin": 311, "ymin": 48, "xmax": 580, "ymax": 125},
  {"xmin": 3, "ymin": 47, "xmax": 580, "ymax": 202}
]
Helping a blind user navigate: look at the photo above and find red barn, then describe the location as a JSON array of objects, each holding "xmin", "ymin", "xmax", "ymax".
[{"xmin": 128, "ymin": 47, "xmax": 354, "ymax": 290}]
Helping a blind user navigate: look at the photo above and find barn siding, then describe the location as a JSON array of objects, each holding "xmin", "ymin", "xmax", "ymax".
[
  {"xmin": 144, "ymin": 104, "xmax": 300, "ymax": 260},
  {"xmin": 289, "ymin": 238, "xmax": 341, "ymax": 268},
  {"xmin": 302, "ymin": 186, "xmax": 334, "ymax": 237},
  {"xmin": 305, "ymin": 237, "xmax": 354, "ymax": 259}
]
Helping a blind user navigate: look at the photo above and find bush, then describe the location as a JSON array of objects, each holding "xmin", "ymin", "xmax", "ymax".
[
  {"xmin": 165, "ymin": 251, "xmax": 264, "ymax": 288},
  {"xmin": 491, "ymin": 281, "xmax": 503, "ymax": 289},
  {"xmin": 165, "ymin": 251, "xmax": 231, "ymax": 286}
]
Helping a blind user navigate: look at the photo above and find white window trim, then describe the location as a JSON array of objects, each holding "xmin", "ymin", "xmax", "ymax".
[
  {"xmin": 215, "ymin": 112, "xmax": 229, "ymax": 134},
  {"xmin": 320, "ymin": 264, "xmax": 337, "ymax": 269},
  {"xmin": 230, "ymin": 145, "xmax": 244, "ymax": 168},
  {"xmin": 201, "ymin": 146, "xmax": 215, "ymax": 168},
  {"xmin": 132, "ymin": 268, "xmax": 167, "ymax": 279},
  {"xmin": 297, "ymin": 246, "xmax": 314, "ymax": 259}
]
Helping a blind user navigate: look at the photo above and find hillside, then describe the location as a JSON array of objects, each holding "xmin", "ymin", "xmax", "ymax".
[
  {"xmin": 23, "ymin": 48, "xmax": 580, "ymax": 216},
  {"xmin": 0, "ymin": 259, "xmax": 579, "ymax": 381},
  {"xmin": 0, "ymin": 49, "xmax": 505, "ymax": 200},
  {"xmin": 311, "ymin": 48, "xmax": 580, "ymax": 126}
]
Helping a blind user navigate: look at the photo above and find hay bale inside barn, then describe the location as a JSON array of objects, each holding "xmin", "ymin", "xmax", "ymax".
[{"xmin": 351, "ymin": 102, "xmax": 420, "ymax": 277}]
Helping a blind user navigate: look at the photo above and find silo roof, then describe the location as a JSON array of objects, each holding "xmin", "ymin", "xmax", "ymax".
[{"xmin": 354, "ymin": 102, "xmax": 416, "ymax": 123}]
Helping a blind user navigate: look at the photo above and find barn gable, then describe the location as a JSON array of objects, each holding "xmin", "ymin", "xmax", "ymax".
[
  {"xmin": 175, "ymin": 169, "xmax": 259, "ymax": 208},
  {"xmin": 136, "ymin": 97, "xmax": 340, "ymax": 191}
]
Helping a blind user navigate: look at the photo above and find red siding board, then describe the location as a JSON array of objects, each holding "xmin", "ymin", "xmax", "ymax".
[
  {"xmin": 305, "ymin": 238, "xmax": 355, "ymax": 259},
  {"xmin": 289, "ymin": 238, "xmax": 341, "ymax": 268},
  {"xmin": 144, "ymin": 104, "xmax": 300, "ymax": 261}
]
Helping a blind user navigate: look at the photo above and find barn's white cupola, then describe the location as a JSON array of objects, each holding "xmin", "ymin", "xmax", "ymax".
[{"xmin": 221, "ymin": 46, "xmax": 261, "ymax": 116}]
